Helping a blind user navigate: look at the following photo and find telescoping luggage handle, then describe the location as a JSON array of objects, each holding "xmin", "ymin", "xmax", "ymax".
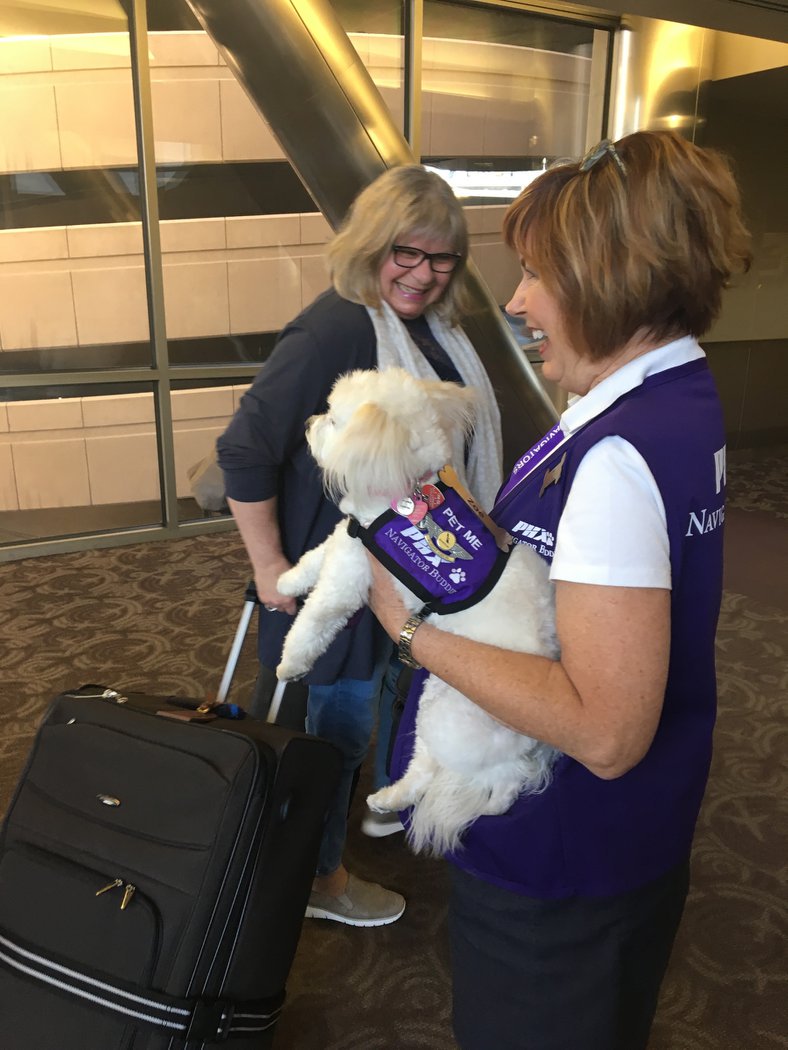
[
  {"xmin": 0, "ymin": 928, "xmax": 284, "ymax": 1043},
  {"xmin": 216, "ymin": 580, "xmax": 287, "ymax": 724},
  {"xmin": 161, "ymin": 580, "xmax": 286, "ymax": 725},
  {"xmin": 216, "ymin": 581, "xmax": 259, "ymax": 706},
  {"xmin": 71, "ymin": 580, "xmax": 287, "ymax": 725}
]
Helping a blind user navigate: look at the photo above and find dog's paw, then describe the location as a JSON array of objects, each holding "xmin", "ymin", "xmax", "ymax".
[
  {"xmin": 275, "ymin": 660, "xmax": 307, "ymax": 683},
  {"xmin": 276, "ymin": 570, "xmax": 300, "ymax": 597},
  {"xmin": 367, "ymin": 787, "xmax": 400, "ymax": 814}
]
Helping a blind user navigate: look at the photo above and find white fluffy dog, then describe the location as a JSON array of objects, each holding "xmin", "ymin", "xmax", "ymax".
[{"xmin": 276, "ymin": 368, "xmax": 560, "ymax": 855}]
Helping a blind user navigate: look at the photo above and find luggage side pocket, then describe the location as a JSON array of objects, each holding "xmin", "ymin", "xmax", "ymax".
[
  {"xmin": 0, "ymin": 844, "xmax": 162, "ymax": 1050},
  {"xmin": 0, "ymin": 843, "xmax": 161, "ymax": 985}
]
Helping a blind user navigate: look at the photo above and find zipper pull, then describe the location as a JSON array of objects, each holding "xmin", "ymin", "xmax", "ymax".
[
  {"xmin": 96, "ymin": 878, "xmax": 123, "ymax": 897},
  {"xmin": 120, "ymin": 883, "xmax": 136, "ymax": 911}
]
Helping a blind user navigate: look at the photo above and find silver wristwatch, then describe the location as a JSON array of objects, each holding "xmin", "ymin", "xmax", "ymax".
[{"xmin": 398, "ymin": 614, "xmax": 425, "ymax": 670}]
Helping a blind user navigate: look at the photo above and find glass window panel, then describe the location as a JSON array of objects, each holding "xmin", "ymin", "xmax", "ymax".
[
  {"xmin": 170, "ymin": 379, "xmax": 248, "ymax": 524},
  {"xmin": 421, "ymin": 2, "xmax": 598, "ymax": 312},
  {"xmin": 147, "ymin": 2, "xmax": 327, "ymax": 368},
  {"xmin": 0, "ymin": 4, "xmax": 153, "ymax": 374},
  {"xmin": 422, "ymin": 1, "xmax": 595, "ymax": 173},
  {"xmin": 0, "ymin": 384, "xmax": 163, "ymax": 545},
  {"xmin": 144, "ymin": 2, "xmax": 404, "ymax": 368},
  {"xmin": 331, "ymin": 0, "xmax": 402, "ymax": 36}
]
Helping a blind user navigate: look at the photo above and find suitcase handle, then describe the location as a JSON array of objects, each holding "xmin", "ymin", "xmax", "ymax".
[{"xmin": 66, "ymin": 685, "xmax": 246, "ymax": 723}]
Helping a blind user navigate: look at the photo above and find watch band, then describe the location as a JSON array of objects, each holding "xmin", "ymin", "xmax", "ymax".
[{"xmin": 398, "ymin": 614, "xmax": 425, "ymax": 670}]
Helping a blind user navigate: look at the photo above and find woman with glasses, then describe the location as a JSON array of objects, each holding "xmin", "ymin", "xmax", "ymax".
[
  {"xmin": 368, "ymin": 131, "xmax": 752, "ymax": 1046},
  {"xmin": 217, "ymin": 165, "xmax": 502, "ymax": 928}
]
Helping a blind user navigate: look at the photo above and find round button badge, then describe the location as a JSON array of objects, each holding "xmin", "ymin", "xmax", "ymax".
[{"xmin": 437, "ymin": 530, "xmax": 455, "ymax": 551}]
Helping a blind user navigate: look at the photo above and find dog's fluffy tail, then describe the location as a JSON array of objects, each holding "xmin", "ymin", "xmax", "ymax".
[{"xmin": 406, "ymin": 760, "xmax": 553, "ymax": 857}]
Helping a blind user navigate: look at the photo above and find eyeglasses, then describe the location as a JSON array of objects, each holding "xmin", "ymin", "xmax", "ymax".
[
  {"xmin": 579, "ymin": 139, "xmax": 627, "ymax": 177},
  {"xmin": 391, "ymin": 245, "xmax": 462, "ymax": 274}
]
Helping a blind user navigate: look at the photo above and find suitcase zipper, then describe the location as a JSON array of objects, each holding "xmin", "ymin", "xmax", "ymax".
[
  {"xmin": 95, "ymin": 878, "xmax": 137, "ymax": 910},
  {"xmin": 95, "ymin": 877, "xmax": 123, "ymax": 897},
  {"xmin": 62, "ymin": 686, "xmax": 128, "ymax": 703}
]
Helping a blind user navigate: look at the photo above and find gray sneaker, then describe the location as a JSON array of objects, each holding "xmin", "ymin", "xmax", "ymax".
[
  {"xmin": 361, "ymin": 808, "xmax": 405, "ymax": 838},
  {"xmin": 305, "ymin": 873, "xmax": 406, "ymax": 927}
]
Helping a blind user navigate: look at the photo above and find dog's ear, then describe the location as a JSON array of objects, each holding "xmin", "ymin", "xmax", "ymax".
[
  {"xmin": 418, "ymin": 380, "xmax": 478, "ymax": 442},
  {"xmin": 324, "ymin": 401, "xmax": 418, "ymax": 501}
]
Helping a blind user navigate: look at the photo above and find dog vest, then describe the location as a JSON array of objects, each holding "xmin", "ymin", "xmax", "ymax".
[{"xmin": 347, "ymin": 465, "xmax": 508, "ymax": 615}]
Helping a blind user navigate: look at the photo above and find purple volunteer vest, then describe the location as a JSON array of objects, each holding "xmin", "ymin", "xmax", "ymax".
[{"xmin": 391, "ymin": 358, "xmax": 726, "ymax": 898}]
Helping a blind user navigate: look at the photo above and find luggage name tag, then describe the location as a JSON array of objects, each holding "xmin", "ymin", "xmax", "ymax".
[
  {"xmin": 156, "ymin": 696, "xmax": 246, "ymax": 721},
  {"xmin": 156, "ymin": 697, "xmax": 219, "ymax": 723},
  {"xmin": 157, "ymin": 709, "xmax": 217, "ymax": 723}
]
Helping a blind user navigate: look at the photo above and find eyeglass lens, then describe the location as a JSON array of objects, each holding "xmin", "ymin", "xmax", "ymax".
[{"xmin": 392, "ymin": 245, "xmax": 460, "ymax": 273}]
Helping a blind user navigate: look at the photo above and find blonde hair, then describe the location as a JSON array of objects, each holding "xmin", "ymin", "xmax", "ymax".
[
  {"xmin": 503, "ymin": 130, "xmax": 752, "ymax": 360},
  {"xmin": 328, "ymin": 165, "xmax": 472, "ymax": 326}
]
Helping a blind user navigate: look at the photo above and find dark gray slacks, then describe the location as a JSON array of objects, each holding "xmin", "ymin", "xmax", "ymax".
[{"xmin": 449, "ymin": 858, "xmax": 690, "ymax": 1050}]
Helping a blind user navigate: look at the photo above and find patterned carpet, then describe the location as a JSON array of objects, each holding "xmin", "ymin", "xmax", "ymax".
[{"xmin": 0, "ymin": 448, "xmax": 785, "ymax": 1049}]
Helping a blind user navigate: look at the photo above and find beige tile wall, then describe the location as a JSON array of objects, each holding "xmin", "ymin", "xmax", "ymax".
[
  {"xmin": 0, "ymin": 270, "xmax": 80, "ymax": 350},
  {"xmin": 0, "ymin": 30, "xmax": 588, "ymax": 176},
  {"xmin": 0, "ymin": 205, "xmax": 513, "ymax": 512},
  {"xmin": 0, "ymin": 216, "xmax": 327, "ymax": 351},
  {"xmin": 12, "ymin": 436, "xmax": 93, "ymax": 510},
  {"xmin": 0, "ymin": 385, "xmax": 250, "ymax": 511},
  {"xmin": 421, "ymin": 35, "xmax": 590, "ymax": 159},
  {"xmin": 0, "ymin": 82, "xmax": 62, "ymax": 172},
  {"xmin": 0, "ymin": 444, "xmax": 17, "ymax": 511},
  {"xmin": 56, "ymin": 75, "xmax": 138, "ymax": 169},
  {"xmin": 0, "ymin": 205, "xmax": 514, "ymax": 350}
]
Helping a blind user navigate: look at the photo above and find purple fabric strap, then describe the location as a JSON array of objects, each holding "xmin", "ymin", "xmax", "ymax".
[{"xmin": 495, "ymin": 422, "xmax": 564, "ymax": 502}]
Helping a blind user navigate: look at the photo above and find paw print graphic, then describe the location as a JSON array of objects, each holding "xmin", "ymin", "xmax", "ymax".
[{"xmin": 449, "ymin": 568, "xmax": 467, "ymax": 584}]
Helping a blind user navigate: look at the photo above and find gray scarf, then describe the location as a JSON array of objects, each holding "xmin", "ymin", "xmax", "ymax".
[{"xmin": 368, "ymin": 301, "xmax": 503, "ymax": 510}]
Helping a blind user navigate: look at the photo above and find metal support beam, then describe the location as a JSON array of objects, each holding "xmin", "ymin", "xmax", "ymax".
[
  {"xmin": 184, "ymin": 0, "xmax": 557, "ymax": 459},
  {"xmin": 129, "ymin": 0, "xmax": 178, "ymax": 526},
  {"xmin": 404, "ymin": 0, "xmax": 423, "ymax": 158}
]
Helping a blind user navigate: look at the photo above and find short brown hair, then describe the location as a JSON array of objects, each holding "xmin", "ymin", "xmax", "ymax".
[
  {"xmin": 502, "ymin": 130, "xmax": 752, "ymax": 359},
  {"xmin": 328, "ymin": 165, "xmax": 472, "ymax": 326}
]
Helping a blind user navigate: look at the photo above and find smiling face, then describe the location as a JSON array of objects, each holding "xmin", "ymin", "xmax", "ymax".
[
  {"xmin": 378, "ymin": 233, "xmax": 456, "ymax": 320},
  {"xmin": 505, "ymin": 260, "xmax": 596, "ymax": 396}
]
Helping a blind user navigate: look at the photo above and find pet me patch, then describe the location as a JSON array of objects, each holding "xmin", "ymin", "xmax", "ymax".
[{"xmin": 348, "ymin": 465, "xmax": 509, "ymax": 614}]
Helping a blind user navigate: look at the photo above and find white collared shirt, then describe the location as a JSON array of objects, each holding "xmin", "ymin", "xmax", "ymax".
[{"xmin": 550, "ymin": 336, "xmax": 705, "ymax": 588}]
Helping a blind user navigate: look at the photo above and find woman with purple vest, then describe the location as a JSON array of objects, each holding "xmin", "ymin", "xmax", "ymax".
[{"xmin": 368, "ymin": 131, "xmax": 752, "ymax": 1049}]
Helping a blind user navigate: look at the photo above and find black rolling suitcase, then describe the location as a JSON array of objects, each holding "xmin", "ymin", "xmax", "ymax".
[{"xmin": 0, "ymin": 678, "xmax": 340, "ymax": 1049}]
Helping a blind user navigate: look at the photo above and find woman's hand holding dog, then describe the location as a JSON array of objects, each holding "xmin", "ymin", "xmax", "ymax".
[
  {"xmin": 226, "ymin": 496, "xmax": 298, "ymax": 615},
  {"xmin": 255, "ymin": 554, "xmax": 298, "ymax": 615}
]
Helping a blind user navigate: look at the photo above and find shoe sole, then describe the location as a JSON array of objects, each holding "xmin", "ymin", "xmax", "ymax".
[{"xmin": 304, "ymin": 902, "xmax": 406, "ymax": 927}]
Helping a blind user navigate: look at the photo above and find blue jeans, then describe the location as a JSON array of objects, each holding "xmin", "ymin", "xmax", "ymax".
[
  {"xmin": 372, "ymin": 652, "xmax": 405, "ymax": 794},
  {"xmin": 307, "ymin": 645, "xmax": 402, "ymax": 875}
]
